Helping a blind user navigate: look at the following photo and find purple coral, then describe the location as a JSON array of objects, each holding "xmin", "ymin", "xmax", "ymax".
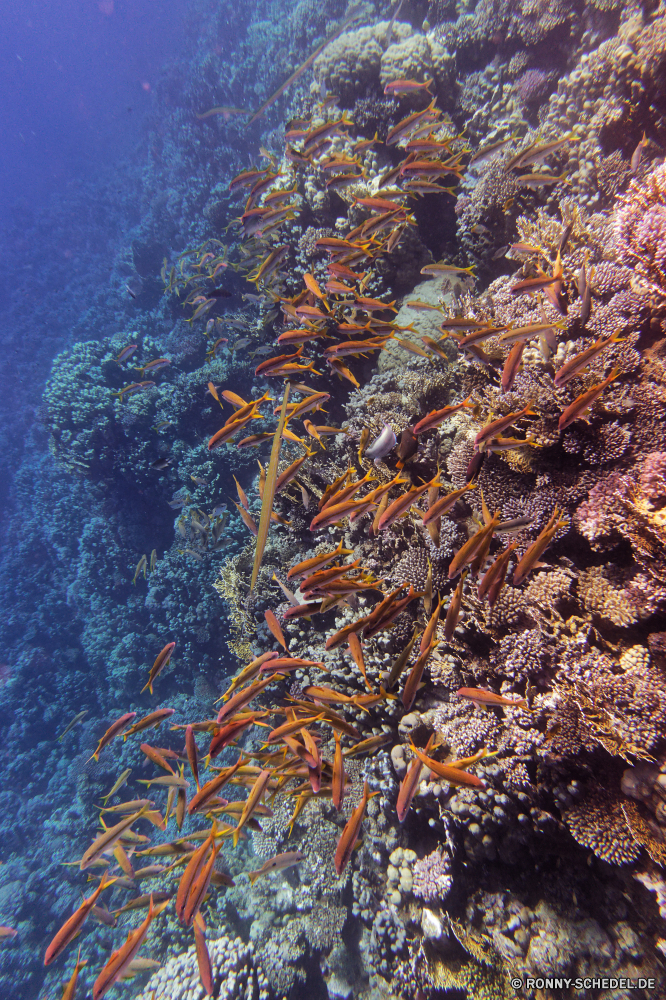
[
  {"xmin": 614, "ymin": 162, "xmax": 666, "ymax": 292},
  {"xmin": 514, "ymin": 68, "xmax": 550, "ymax": 106},
  {"xmin": 412, "ymin": 849, "xmax": 453, "ymax": 902},
  {"xmin": 640, "ymin": 451, "xmax": 666, "ymax": 505}
]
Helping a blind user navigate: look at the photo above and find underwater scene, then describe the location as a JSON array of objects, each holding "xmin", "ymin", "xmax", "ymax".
[{"xmin": 2, "ymin": 0, "xmax": 666, "ymax": 997}]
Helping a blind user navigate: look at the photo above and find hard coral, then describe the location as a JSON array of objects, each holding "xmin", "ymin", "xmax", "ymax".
[
  {"xmin": 614, "ymin": 161, "xmax": 666, "ymax": 295},
  {"xmin": 313, "ymin": 21, "xmax": 413, "ymax": 104},
  {"xmin": 132, "ymin": 934, "xmax": 270, "ymax": 1000},
  {"xmin": 562, "ymin": 784, "xmax": 641, "ymax": 865},
  {"xmin": 412, "ymin": 848, "xmax": 453, "ymax": 902},
  {"xmin": 514, "ymin": 68, "xmax": 552, "ymax": 106}
]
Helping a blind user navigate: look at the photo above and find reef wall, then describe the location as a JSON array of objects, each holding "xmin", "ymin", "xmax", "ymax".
[{"xmin": 1, "ymin": 0, "xmax": 666, "ymax": 998}]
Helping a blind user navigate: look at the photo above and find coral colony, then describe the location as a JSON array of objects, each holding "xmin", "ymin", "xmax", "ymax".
[{"xmin": 3, "ymin": 0, "xmax": 666, "ymax": 998}]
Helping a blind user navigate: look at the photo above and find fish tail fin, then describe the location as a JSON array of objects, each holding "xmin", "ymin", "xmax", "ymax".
[
  {"xmin": 247, "ymin": 871, "xmax": 259, "ymax": 886},
  {"xmin": 232, "ymin": 828, "xmax": 240, "ymax": 849}
]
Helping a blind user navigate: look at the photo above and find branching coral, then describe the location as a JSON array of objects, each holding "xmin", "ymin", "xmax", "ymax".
[{"xmin": 614, "ymin": 161, "xmax": 666, "ymax": 295}]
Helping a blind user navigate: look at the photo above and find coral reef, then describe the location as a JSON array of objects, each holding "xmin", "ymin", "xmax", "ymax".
[
  {"xmin": 4, "ymin": 0, "xmax": 666, "ymax": 998},
  {"xmin": 132, "ymin": 935, "xmax": 270, "ymax": 1000}
]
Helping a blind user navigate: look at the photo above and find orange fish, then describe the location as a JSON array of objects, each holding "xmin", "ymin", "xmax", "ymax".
[
  {"xmin": 332, "ymin": 731, "xmax": 347, "ymax": 810},
  {"xmin": 347, "ymin": 632, "xmax": 372, "ymax": 690},
  {"xmin": 122, "ymin": 708, "xmax": 175, "ymax": 740},
  {"xmin": 412, "ymin": 396, "xmax": 473, "ymax": 436},
  {"xmin": 92, "ymin": 896, "xmax": 169, "ymax": 999},
  {"xmin": 60, "ymin": 946, "xmax": 87, "ymax": 999},
  {"xmin": 477, "ymin": 543, "xmax": 516, "ymax": 602},
  {"xmin": 185, "ymin": 725, "xmax": 200, "ymax": 789},
  {"xmin": 267, "ymin": 712, "xmax": 324, "ymax": 744},
  {"xmin": 324, "ymin": 617, "xmax": 372, "ymax": 650},
  {"xmin": 140, "ymin": 743, "xmax": 175, "ymax": 775},
  {"xmin": 224, "ymin": 651, "xmax": 280, "ymax": 696},
  {"xmin": 80, "ymin": 808, "xmax": 149, "ymax": 871},
  {"xmin": 259, "ymin": 656, "xmax": 325, "ymax": 674},
  {"xmin": 443, "ymin": 571, "xmax": 466, "ymax": 641},
  {"xmin": 193, "ymin": 912, "xmax": 214, "ymax": 994},
  {"xmin": 334, "ymin": 781, "xmax": 377, "ymax": 875},
  {"xmin": 448, "ymin": 512, "xmax": 500, "ymax": 579},
  {"xmin": 216, "ymin": 675, "xmax": 279, "ymax": 726},
  {"xmin": 553, "ymin": 333, "xmax": 624, "ymax": 387},
  {"xmin": 208, "ymin": 411, "xmax": 260, "ymax": 450},
  {"xmin": 401, "ymin": 639, "xmax": 437, "ymax": 711},
  {"xmin": 319, "ymin": 470, "xmax": 376, "ymax": 512},
  {"xmin": 141, "ymin": 642, "xmax": 176, "ymax": 695},
  {"xmin": 420, "ymin": 483, "xmax": 476, "ymax": 526},
  {"xmin": 558, "ymin": 369, "xmax": 619, "ymax": 430},
  {"xmin": 301, "ymin": 559, "xmax": 361, "ymax": 593},
  {"xmin": 309, "ymin": 498, "xmax": 374, "ymax": 531},
  {"xmin": 473, "ymin": 403, "xmax": 536, "ymax": 451},
  {"xmin": 233, "ymin": 770, "xmax": 272, "ymax": 847},
  {"xmin": 512, "ymin": 508, "xmax": 566, "ymax": 586},
  {"xmin": 234, "ymin": 501, "xmax": 258, "ymax": 536},
  {"xmin": 176, "ymin": 824, "xmax": 216, "ymax": 923},
  {"xmin": 376, "ymin": 474, "xmax": 442, "ymax": 531},
  {"xmin": 396, "ymin": 735, "xmax": 436, "ymax": 823},
  {"xmin": 88, "ymin": 713, "xmax": 137, "ymax": 763},
  {"xmin": 188, "ymin": 757, "xmax": 246, "ymax": 815},
  {"xmin": 408, "ymin": 743, "xmax": 486, "ymax": 788},
  {"xmin": 264, "ymin": 609, "xmax": 287, "ymax": 650},
  {"xmin": 327, "ymin": 357, "xmax": 360, "ymax": 387},
  {"xmin": 44, "ymin": 873, "xmax": 117, "ymax": 965},
  {"xmin": 208, "ymin": 713, "xmax": 266, "ymax": 760},
  {"xmin": 456, "ymin": 687, "xmax": 528, "ymax": 710}
]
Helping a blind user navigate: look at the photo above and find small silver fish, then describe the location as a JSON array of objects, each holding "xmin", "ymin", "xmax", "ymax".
[{"xmin": 496, "ymin": 516, "xmax": 534, "ymax": 534}]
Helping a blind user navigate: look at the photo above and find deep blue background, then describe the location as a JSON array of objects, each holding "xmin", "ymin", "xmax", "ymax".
[{"xmin": 0, "ymin": 0, "xmax": 187, "ymax": 222}]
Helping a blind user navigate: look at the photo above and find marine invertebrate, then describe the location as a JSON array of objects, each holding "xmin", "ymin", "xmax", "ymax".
[
  {"xmin": 514, "ymin": 68, "xmax": 552, "ymax": 107},
  {"xmin": 132, "ymin": 934, "xmax": 270, "ymax": 1000},
  {"xmin": 412, "ymin": 848, "xmax": 453, "ymax": 902},
  {"xmin": 313, "ymin": 20, "xmax": 413, "ymax": 104},
  {"xmin": 577, "ymin": 565, "xmax": 639, "ymax": 627},
  {"xmin": 213, "ymin": 549, "xmax": 256, "ymax": 663},
  {"xmin": 562, "ymin": 784, "xmax": 641, "ymax": 865},
  {"xmin": 614, "ymin": 161, "xmax": 666, "ymax": 294}
]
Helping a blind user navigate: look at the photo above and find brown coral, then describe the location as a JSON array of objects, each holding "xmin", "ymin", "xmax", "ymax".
[{"xmin": 562, "ymin": 785, "xmax": 641, "ymax": 865}]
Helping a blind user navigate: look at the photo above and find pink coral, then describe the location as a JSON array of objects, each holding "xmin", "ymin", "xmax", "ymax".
[
  {"xmin": 614, "ymin": 162, "xmax": 666, "ymax": 293},
  {"xmin": 640, "ymin": 451, "xmax": 666, "ymax": 505},
  {"xmin": 514, "ymin": 68, "xmax": 550, "ymax": 105}
]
